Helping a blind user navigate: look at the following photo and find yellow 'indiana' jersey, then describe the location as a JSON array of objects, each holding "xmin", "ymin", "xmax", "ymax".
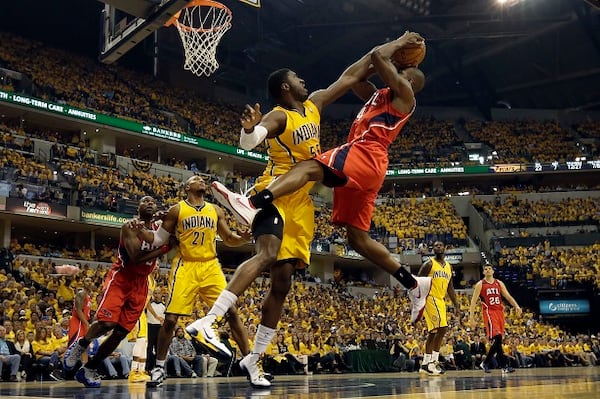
[
  {"xmin": 148, "ymin": 273, "xmax": 156, "ymax": 294},
  {"xmin": 428, "ymin": 258, "xmax": 452, "ymax": 299},
  {"xmin": 263, "ymin": 100, "xmax": 321, "ymax": 176},
  {"xmin": 176, "ymin": 200, "xmax": 218, "ymax": 261}
]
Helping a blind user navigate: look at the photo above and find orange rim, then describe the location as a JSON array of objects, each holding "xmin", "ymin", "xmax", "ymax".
[{"xmin": 165, "ymin": 0, "xmax": 232, "ymax": 32}]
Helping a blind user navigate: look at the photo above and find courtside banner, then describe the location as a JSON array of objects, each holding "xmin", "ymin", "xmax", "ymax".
[
  {"xmin": 3, "ymin": 90, "xmax": 600, "ymax": 176},
  {"xmin": 0, "ymin": 90, "xmax": 268, "ymax": 163},
  {"xmin": 5, "ymin": 197, "xmax": 67, "ymax": 219},
  {"xmin": 81, "ymin": 209, "xmax": 131, "ymax": 227},
  {"xmin": 386, "ymin": 166, "xmax": 489, "ymax": 176},
  {"xmin": 539, "ymin": 299, "xmax": 590, "ymax": 315}
]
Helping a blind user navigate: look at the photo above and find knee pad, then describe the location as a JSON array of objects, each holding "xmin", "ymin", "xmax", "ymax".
[{"xmin": 253, "ymin": 204, "xmax": 284, "ymax": 239}]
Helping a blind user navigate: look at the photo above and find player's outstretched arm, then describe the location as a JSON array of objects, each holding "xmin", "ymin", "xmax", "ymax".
[
  {"xmin": 310, "ymin": 31, "xmax": 423, "ymax": 110},
  {"xmin": 499, "ymin": 280, "xmax": 522, "ymax": 315},
  {"xmin": 371, "ymin": 49, "xmax": 415, "ymax": 107},
  {"xmin": 447, "ymin": 279, "xmax": 460, "ymax": 312},
  {"xmin": 132, "ymin": 204, "xmax": 179, "ymax": 246},
  {"xmin": 215, "ymin": 205, "xmax": 252, "ymax": 247},
  {"xmin": 351, "ymin": 80, "xmax": 377, "ymax": 102},
  {"xmin": 468, "ymin": 281, "xmax": 483, "ymax": 329},
  {"xmin": 121, "ymin": 223, "xmax": 171, "ymax": 264},
  {"xmin": 124, "ymin": 205, "xmax": 178, "ymax": 263},
  {"xmin": 239, "ymin": 103, "xmax": 287, "ymax": 150},
  {"xmin": 74, "ymin": 290, "xmax": 90, "ymax": 328},
  {"xmin": 417, "ymin": 260, "xmax": 432, "ymax": 277}
]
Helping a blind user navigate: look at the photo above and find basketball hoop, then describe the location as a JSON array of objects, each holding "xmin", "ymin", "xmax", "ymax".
[{"xmin": 166, "ymin": 0, "xmax": 232, "ymax": 77}]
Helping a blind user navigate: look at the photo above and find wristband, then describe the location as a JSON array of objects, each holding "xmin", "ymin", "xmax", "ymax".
[
  {"xmin": 239, "ymin": 125, "xmax": 268, "ymax": 150},
  {"xmin": 160, "ymin": 245, "xmax": 170, "ymax": 254}
]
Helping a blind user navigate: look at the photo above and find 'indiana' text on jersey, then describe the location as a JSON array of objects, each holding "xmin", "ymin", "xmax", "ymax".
[
  {"xmin": 292, "ymin": 122, "xmax": 319, "ymax": 145},
  {"xmin": 176, "ymin": 200, "xmax": 218, "ymax": 261},
  {"xmin": 428, "ymin": 258, "xmax": 452, "ymax": 299},
  {"xmin": 432, "ymin": 269, "xmax": 452, "ymax": 280},
  {"xmin": 265, "ymin": 100, "xmax": 321, "ymax": 176},
  {"xmin": 181, "ymin": 215, "xmax": 215, "ymax": 230}
]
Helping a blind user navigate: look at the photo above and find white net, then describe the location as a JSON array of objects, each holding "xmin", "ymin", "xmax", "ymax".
[{"xmin": 173, "ymin": 3, "xmax": 232, "ymax": 77}]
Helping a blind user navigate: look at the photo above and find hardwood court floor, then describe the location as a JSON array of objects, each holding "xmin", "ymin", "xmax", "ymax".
[{"xmin": 0, "ymin": 367, "xmax": 598, "ymax": 399}]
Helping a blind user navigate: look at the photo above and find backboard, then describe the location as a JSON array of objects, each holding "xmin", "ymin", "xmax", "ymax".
[
  {"xmin": 99, "ymin": 0, "xmax": 189, "ymax": 64},
  {"xmin": 99, "ymin": 0, "xmax": 260, "ymax": 65}
]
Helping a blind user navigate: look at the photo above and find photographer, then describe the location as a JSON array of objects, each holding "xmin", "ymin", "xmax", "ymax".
[{"xmin": 389, "ymin": 335, "xmax": 414, "ymax": 372}]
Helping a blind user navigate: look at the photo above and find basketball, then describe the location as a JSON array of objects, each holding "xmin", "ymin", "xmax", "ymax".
[{"xmin": 392, "ymin": 43, "xmax": 426, "ymax": 68}]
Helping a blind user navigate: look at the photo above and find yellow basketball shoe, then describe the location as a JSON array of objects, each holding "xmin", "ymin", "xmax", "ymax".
[{"xmin": 129, "ymin": 370, "xmax": 151, "ymax": 383}]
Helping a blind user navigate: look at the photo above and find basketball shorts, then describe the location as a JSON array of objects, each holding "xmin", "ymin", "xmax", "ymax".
[
  {"xmin": 316, "ymin": 142, "xmax": 388, "ymax": 231},
  {"xmin": 253, "ymin": 176, "xmax": 314, "ymax": 266},
  {"xmin": 423, "ymin": 295, "xmax": 448, "ymax": 332},
  {"xmin": 165, "ymin": 256, "xmax": 226, "ymax": 316},
  {"xmin": 482, "ymin": 309, "xmax": 505, "ymax": 338},
  {"xmin": 68, "ymin": 316, "xmax": 88, "ymax": 345},
  {"xmin": 96, "ymin": 268, "xmax": 149, "ymax": 332}
]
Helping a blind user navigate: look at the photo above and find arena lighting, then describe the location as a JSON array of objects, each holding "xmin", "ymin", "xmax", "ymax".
[
  {"xmin": 399, "ymin": 0, "xmax": 431, "ymax": 15},
  {"xmin": 496, "ymin": 0, "xmax": 523, "ymax": 6}
]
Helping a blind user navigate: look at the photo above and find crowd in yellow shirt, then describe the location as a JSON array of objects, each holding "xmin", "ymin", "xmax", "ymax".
[
  {"xmin": 498, "ymin": 243, "xmax": 600, "ymax": 290},
  {"xmin": 473, "ymin": 195, "xmax": 600, "ymax": 226},
  {"xmin": 372, "ymin": 197, "xmax": 468, "ymax": 251},
  {"xmin": 465, "ymin": 120, "xmax": 580, "ymax": 163},
  {"xmin": 1, "ymin": 246, "xmax": 598, "ymax": 380}
]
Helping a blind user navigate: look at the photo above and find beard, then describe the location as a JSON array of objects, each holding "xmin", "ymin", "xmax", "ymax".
[{"xmin": 298, "ymin": 91, "xmax": 309, "ymax": 102}]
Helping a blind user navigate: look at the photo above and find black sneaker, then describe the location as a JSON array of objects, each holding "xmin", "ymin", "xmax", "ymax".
[
  {"xmin": 49, "ymin": 369, "xmax": 65, "ymax": 381},
  {"xmin": 147, "ymin": 366, "xmax": 166, "ymax": 388}
]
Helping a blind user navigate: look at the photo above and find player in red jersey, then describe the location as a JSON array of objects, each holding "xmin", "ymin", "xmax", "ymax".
[
  {"xmin": 469, "ymin": 264, "xmax": 522, "ymax": 373},
  {"xmin": 68, "ymin": 277, "xmax": 94, "ymax": 346},
  {"xmin": 212, "ymin": 32, "xmax": 431, "ymax": 322},
  {"xmin": 63, "ymin": 196, "xmax": 174, "ymax": 387}
]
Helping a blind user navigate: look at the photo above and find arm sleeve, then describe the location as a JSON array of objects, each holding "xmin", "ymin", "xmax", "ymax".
[{"xmin": 239, "ymin": 125, "xmax": 268, "ymax": 150}]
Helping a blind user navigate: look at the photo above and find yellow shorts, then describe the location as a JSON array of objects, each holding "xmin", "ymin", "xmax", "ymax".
[
  {"xmin": 254, "ymin": 176, "xmax": 314, "ymax": 266},
  {"xmin": 165, "ymin": 256, "xmax": 226, "ymax": 316},
  {"xmin": 137, "ymin": 310, "xmax": 147, "ymax": 338},
  {"xmin": 423, "ymin": 295, "xmax": 448, "ymax": 332}
]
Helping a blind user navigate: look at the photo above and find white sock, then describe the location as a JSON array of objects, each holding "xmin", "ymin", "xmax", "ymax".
[
  {"xmin": 208, "ymin": 290, "xmax": 238, "ymax": 318},
  {"xmin": 423, "ymin": 353, "xmax": 432, "ymax": 365},
  {"xmin": 131, "ymin": 360, "xmax": 139, "ymax": 371},
  {"xmin": 252, "ymin": 324, "xmax": 276, "ymax": 355},
  {"xmin": 156, "ymin": 359, "xmax": 165, "ymax": 368},
  {"xmin": 432, "ymin": 351, "xmax": 439, "ymax": 362},
  {"xmin": 139, "ymin": 361, "xmax": 146, "ymax": 371}
]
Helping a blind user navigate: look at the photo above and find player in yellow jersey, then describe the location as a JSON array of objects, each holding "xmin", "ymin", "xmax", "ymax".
[
  {"xmin": 191, "ymin": 34, "xmax": 432, "ymax": 389},
  {"xmin": 135, "ymin": 175, "xmax": 252, "ymax": 387},
  {"xmin": 127, "ymin": 270, "xmax": 157, "ymax": 382},
  {"xmin": 417, "ymin": 241, "xmax": 459, "ymax": 376}
]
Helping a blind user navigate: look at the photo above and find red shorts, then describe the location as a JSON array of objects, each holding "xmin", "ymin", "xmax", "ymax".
[
  {"xmin": 316, "ymin": 141, "xmax": 387, "ymax": 231},
  {"xmin": 482, "ymin": 308, "xmax": 505, "ymax": 338},
  {"xmin": 68, "ymin": 316, "xmax": 88, "ymax": 345},
  {"xmin": 96, "ymin": 268, "xmax": 149, "ymax": 332}
]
